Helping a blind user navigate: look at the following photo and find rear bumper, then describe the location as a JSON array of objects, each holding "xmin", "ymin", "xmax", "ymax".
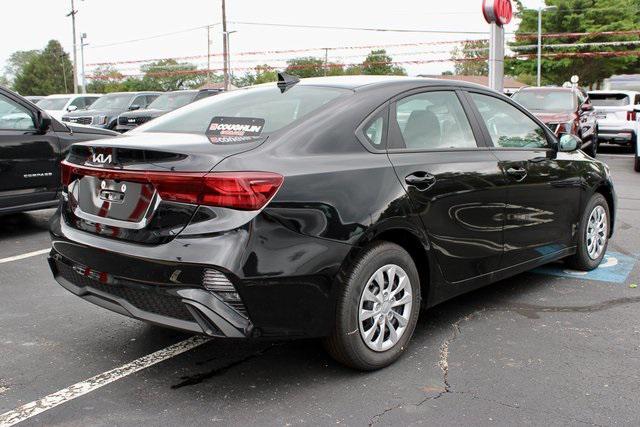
[
  {"xmin": 49, "ymin": 253, "xmax": 253, "ymax": 338},
  {"xmin": 48, "ymin": 208, "xmax": 351, "ymax": 339},
  {"xmin": 598, "ymin": 123, "xmax": 637, "ymax": 143}
]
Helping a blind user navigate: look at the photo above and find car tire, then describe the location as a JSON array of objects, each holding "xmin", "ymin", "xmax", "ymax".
[
  {"xmin": 634, "ymin": 155, "xmax": 640, "ymax": 172},
  {"xmin": 323, "ymin": 241, "xmax": 421, "ymax": 370},
  {"xmin": 565, "ymin": 193, "xmax": 610, "ymax": 271}
]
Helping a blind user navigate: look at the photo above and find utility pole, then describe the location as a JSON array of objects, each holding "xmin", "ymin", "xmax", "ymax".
[
  {"xmin": 537, "ymin": 6, "xmax": 557, "ymax": 87},
  {"xmin": 80, "ymin": 33, "xmax": 88, "ymax": 93},
  {"xmin": 67, "ymin": 0, "xmax": 79, "ymax": 93},
  {"xmin": 324, "ymin": 48, "xmax": 329, "ymax": 76},
  {"xmin": 221, "ymin": 0, "xmax": 229, "ymax": 91}
]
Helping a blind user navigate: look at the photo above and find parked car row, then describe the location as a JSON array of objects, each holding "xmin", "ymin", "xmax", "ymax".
[
  {"xmin": 510, "ymin": 85, "xmax": 640, "ymax": 170},
  {"xmin": 19, "ymin": 89, "xmax": 222, "ymax": 133}
]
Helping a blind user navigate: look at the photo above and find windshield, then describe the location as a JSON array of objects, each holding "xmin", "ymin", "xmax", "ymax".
[
  {"xmin": 39, "ymin": 98, "xmax": 70, "ymax": 110},
  {"xmin": 89, "ymin": 93, "xmax": 133, "ymax": 110},
  {"xmin": 138, "ymin": 85, "xmax": 351, "ymax": 135},
  {"xmin": 148, "ymin": 92, "xmax": 195, "ymax": 110},
  {"xmin": 512, "ymin": 90, "xmax": 576, "ymax": 113},
  {"xmin": 590, "ymin": 93, "xmax": 631, "ymax": 107}
]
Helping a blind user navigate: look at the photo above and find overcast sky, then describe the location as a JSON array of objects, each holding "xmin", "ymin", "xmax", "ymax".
[{"xmin": 2, "ymin": 0, "xmax": 543, "ymax": 80}]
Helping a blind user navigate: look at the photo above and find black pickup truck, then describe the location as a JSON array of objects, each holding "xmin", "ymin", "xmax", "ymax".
[{"xmin": 0, "ymin": 86, "xmax": 117, "ymax": 215}]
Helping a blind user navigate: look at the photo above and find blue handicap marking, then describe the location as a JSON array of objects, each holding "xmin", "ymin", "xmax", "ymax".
[{"xmin": 532, "ymin": 251, "xmax": 637, "ymax": 283}]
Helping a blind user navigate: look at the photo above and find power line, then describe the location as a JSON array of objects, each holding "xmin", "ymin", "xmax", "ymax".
[
  {"xmin": 229, "ymin": 21, "xmax": 492, "ymax": 35},
  {"xmin": 87, "ymin": 23, "xmax": 220, "ymax": 49}
]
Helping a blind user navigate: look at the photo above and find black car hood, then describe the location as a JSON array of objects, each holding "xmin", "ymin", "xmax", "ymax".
[
  {"xmin": 119, "ymin": 109, "xmax": 167, "ymax": 119},
  {"xmin": 67, "ymin": 123, "xmax": 119, "ymax": 136}
]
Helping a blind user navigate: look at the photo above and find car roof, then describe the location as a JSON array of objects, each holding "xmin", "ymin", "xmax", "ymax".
[
  {"xmin": 517, "ymin": 86, "xmax": 576, "ymax": 93},
  {"xmin": 44, "ymin": 93, "xmax": 102, "ymax": 98},
  {"xmin": 296, "ymin": 75, "xmax": 489, "ymax": 91},
  {"xmin": 589, "ymin": 89, "xmax": 640, "ymax": 95}
]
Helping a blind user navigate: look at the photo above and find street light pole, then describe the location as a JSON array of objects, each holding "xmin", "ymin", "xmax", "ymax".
[
  {"xmin": 221, "ymin": 0, "xmax": 229, "ymax": 91},
  {"xmin": 537, "ymin": 6, "xmax": 542, "ymax": 86},
  {"xmin": 536, "ymin": 5, "xmax": 557, "ymax": 87},
  {"xmin": 68, "ymin": 0, "xmax": 79, "ymax": 93},
  {"xmin": 80, "ymin": 33, "xmax": 88, "ymax": 93}
]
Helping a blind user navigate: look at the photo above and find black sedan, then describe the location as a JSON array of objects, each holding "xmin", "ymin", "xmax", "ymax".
[
  {"xmin": 0, "ymin": 86, "xmax": 116, "ymax": 215},
  {"xmin": 48, "ymin": 75, "xmax": 615, "ymax": 370},
  {"xmin": 115, "ymin": 89, "xmax": 222, "ymax": 132}
]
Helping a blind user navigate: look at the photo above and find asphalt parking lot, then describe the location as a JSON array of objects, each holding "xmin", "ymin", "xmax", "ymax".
[{"xmin": 1, "ymin": 146, "xmax": 639, "ymax": 426}]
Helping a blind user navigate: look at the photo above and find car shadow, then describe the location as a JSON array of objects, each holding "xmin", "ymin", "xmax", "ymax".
[
  {"xmin": 141, "ymin": 271, "xmax": 555, "ymax": 395},
  {"xmin": 0, "ymin": 208, "xmax": 55, "ymax": 239}
]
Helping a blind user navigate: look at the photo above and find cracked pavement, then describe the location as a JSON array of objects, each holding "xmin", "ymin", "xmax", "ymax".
[{"xmin": 1, "ymin": 149, "xmax": 639, "ymax": 426}]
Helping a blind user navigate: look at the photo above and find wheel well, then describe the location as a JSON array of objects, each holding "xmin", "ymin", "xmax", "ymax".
[
  {"xmin": 595, "ymin": 185, "xmax": 615, "ymax": 237},
  {"xmin": 373, "ymin": 229, "xmax": 430, "ymax": 305}
]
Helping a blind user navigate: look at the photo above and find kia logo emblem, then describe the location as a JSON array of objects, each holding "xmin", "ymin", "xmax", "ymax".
[
  {"xmin": 482, "ymin": 0, "xmax": 513, "ymax": 26},
  {"xmin": 91, "ymin": 153, "xmax": 112, "ymax": 164}
]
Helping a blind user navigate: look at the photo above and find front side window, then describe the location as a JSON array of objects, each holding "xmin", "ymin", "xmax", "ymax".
[
  {"xmin": 470, "ymin": 93, "xmax": 550, "ymax": 149},
  {"xmin": 0, "ymin": 94, "xmax": 35, "ymax": 130},
  {"xmin": 69, "ymin": 97, "xmax": 86, "ymax": 109},
  {"xmin": 394, "ymin": 91, "xmax": 477, "ymax": 150},
  {"xmin": 132, "ymin": 96, "xmax": 148, "ymax": 109}
]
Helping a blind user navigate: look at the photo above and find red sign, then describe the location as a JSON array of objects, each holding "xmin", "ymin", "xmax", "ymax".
[{"xmin": 482, "ymin": 0, "xmax": 513, "ymax": 26}]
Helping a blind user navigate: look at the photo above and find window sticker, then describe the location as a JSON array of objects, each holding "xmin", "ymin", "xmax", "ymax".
[{"xmin": 206, "ymin": 116, "xmax": 265, "ymax": 144}]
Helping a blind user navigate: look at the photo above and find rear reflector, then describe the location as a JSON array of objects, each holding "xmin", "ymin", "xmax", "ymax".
[
  {"xmin": 61, "ymin": 160, "xmax": 283, "ymax": 210},
  {"xmin": 628, "ymin": 111, "xmax": 637, "ymax": 121}
]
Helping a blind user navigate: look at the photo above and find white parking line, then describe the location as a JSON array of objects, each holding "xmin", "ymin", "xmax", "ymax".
[
  {"xmin": 0, "ymin": 249, "xmax": 50, "ymax": 265},
  {"xmin": 0, "ymin": 336, "xmax": 210, "ymax": 427}
]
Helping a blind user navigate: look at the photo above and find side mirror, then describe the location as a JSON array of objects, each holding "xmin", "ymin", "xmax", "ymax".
[
  {"xmin": 35, "ymin": 110, "xmax": 52, "ymax": 134},
  {"xmin": 558, "ymin": 134, "xmax": 580, "ymax": 152},
  {"xmin": 67, "ymin": 105, "xmax": 78, "ymax": 112},
  {"xmin": 581, "ymin": 103, "xmax": 594, "ymax": 112},
  {"xmin": 129, "ymin": 104, "xmax": 141, "ymax": 111}
]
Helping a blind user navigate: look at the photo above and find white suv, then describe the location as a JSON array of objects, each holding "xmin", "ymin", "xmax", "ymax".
[{"xmin": 38, "ymin": 94, "xmax": 102, "ymax": 121}]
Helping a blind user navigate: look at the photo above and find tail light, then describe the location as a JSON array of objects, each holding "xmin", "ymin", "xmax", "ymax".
[
  {"xmin": 627, "ymin": 111, "xmax": 637, "ymax": 121},
  {"xmin": 61, "ymin": 161, "xmax": 283, "ymax": 210}
]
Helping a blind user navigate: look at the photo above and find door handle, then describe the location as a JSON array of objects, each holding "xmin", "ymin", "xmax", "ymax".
[
  {"xmin": 405, "ymin": 172, "xmax": 436, "ymax": 189},
  {"xmin": 506, "ymin": 167, "xmax": 527, "ymax": 181}
]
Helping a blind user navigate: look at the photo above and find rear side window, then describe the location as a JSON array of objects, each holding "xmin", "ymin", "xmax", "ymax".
[
  {"xmin": 140, "ymin": 85, "xmax": 351, "ymax": 135},
  {"xmin": 470, "ymin": 93, "xmax": 550, "ymax": 149},
  {"xmin": 393, "ymin": 91, "xmax": 477, "ymax": 150},
  {"xmin": 364, "ymin": 116, "xmax": 385, "ymax": 147},
  {"xmin": 590, "ymin": 93, "xmax": 631, "ymax": 107}
]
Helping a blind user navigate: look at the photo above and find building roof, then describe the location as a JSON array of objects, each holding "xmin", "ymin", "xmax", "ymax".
[{"xmin": 417, "ymin": 74, "xmax": 527, "ymax": 89}]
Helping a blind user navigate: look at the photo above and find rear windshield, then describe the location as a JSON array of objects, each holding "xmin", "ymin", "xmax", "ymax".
[
  {"xmin": 589, "ymin": 93, "xmax": 631, "ymax": 107},
  {"xmin": 512, "ymin": 90, "xmax": 576, "ymax": 113},
  {"xmin": 137, "ymin": 84, "xmax": 351, "ymax": 135}
]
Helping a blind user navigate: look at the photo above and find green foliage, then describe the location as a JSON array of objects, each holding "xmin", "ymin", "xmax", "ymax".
[
  {"xmin": 361, "ymin": 50, "xmax": 407, "ymax": 76},
  {"xmin": 3, "ymin": 50, "xmax": 39, "ymax": 85},
  {"xmin": 452, "ymin": 40, "xmax": 489, "ymax": 76},
  {"xmin": 233, "ymin": 65, "xmax": 278, "ymax": 87},
  {"xmin": 284, "ymin": 57, "xmax": 345, "ymax": 78},
  {"xmin": 441, "ymin": 70, "xmax": 454, "ymax": 76},
  {"xmin": 507, "ymin": 0, "xmax": 640, "ymax": 86},
  {"xmin": 12, "ymin": 40, "xmax": 73, "ymax": 95}
]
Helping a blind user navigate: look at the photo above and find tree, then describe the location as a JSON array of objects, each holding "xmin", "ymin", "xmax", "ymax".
[
  {"xmin": 361, "ymin": 50, "xmax": 407, "ymax": 76},
  {"xmin": 441, "ymin": 70, "xmax": 454, "ymax": 76},
  {"xmin": 86, "ymin": 65, "xmax": 126, "ymax": 93},
  {"xmin": 451, "ymin": 40, "xmax": 489, "ymax": 76},
  {"xmin": 140, "ymin": 59, "xmax": 205, "ymax": 91},
  {"xmin": 12, "ymin": 41, "xmax": 73, "ymax": 95},
  {"xmin": 507, "ymin": 0, "xmax": 640, "ymax": 86},
  {"xmin": 285, "ymin": 57, "xmax": 325, "ymax": 78},
  {"xmin": 4, "ymin": 50, "xmax": 39, "ymax": 86}
]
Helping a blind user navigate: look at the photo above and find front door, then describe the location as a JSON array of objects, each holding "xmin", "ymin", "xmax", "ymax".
[
  {"xmin": 466, "ymin": 91, "xmax": 582, "ymax": 267},
  {"xmin": 386, "ymin": 89, "xmax": 508, "ymax": 284},
  {"xmin": 0, "ymin": 91, "xmax": 59, "ymax": 210}
]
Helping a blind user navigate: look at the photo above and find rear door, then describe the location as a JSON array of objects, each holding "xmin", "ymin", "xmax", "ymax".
[
  {"xmin": 0, "ymin": 90, "xmax": 60, "ymax": 210},
  {"xmin": 465, "ymin": 91, "xmax": 582, "ymax": 267},
  {"xmin": 386, "ymin": 88, "xmax": 508, "ymax": 284}
]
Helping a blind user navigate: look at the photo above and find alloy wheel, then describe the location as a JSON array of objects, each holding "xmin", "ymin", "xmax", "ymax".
[
  {"xmin": 586, "ymin": 205, "xmax": 607, "ymax": 260},
  {"xmin": 358, "ymin": 264, "xmax": 413, "ymax": 352}
]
